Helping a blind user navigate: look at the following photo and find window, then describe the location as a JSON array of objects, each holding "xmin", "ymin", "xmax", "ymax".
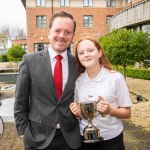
[
  {"xmin": 36, "ymin": 16, "xmax": 46, "ymax": 28},
  {"xmin": 20, "ymin": 44, "xmax": 27, "ymax": 52},
  {"xmin": 36, "ymin": 0, "xmax": 46, "ymax": 6},
  {"xmin": 125, "ymin": 0, "xmax": 128, "ymax": 4},
  {"xmin": 83, "ymin": 16, "xmax": 93, "ymax": 27},
  {"xmin": 106, "ymin": 0, "xmax": 116, "ymax": 7},
  {"xmin": 60, "ymin": 0, "xmax": 70, "ymax": 6},
  {"xmin": 142, "ymin": 24, "xmax": 150, "ymax": 33},
  {"xmin": 106, "ymin": 15, "xmax": 113, "ymax": 27},
  {"xmin": 67, "ymin": 43, "xmax": 74, "ymax": 54},
  {"xmin": 34, "ymin": 43, "xmax": 49, "ymax": 52},
  {"xmin": 84, "ymin": 0, "xmax": 93, "ymax": 7},
  {"xmin": 125, "ymin": 0, "xmax": 132, "ymax": 4}
]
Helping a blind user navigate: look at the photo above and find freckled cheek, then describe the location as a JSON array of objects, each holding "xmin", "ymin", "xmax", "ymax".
[
  {"xmin": 67, "ymin": 36, "xmax": 73, "ymax": 42},
  {"xmin": 78, "ymin": 56, "xmax": 82, "ymax": 62}
]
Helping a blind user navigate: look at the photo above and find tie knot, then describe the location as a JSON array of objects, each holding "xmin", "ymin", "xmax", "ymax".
[{"xmin": 55, "ymin": 55, "xmax": 63, "ymax": 61}]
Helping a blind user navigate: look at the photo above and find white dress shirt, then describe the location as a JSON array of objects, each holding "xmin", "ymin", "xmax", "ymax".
[
  {"xmin": 48, "ymin": 46, "xmax": 69, "ymax": 129},
  {"xmin": 48, "ymin": 46, "xmax": 68, "ymax": 91}
]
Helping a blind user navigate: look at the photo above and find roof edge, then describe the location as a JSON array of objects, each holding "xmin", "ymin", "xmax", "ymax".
[{"xmin": 21, "ymin": 0, "xmax": 26, "ymax": 8}]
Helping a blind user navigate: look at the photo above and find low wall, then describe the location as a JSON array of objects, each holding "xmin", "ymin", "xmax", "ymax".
[
  {"xmin": 0, "ymin": 68, "xmax": 19, "ymax": 73},
  {"xmin": 0, "ymin": 73, "xmax": 18, "ymax": 83},
  {"xmin": 0, "ymin": 62, "xmax": 20, "ymax": 69}
]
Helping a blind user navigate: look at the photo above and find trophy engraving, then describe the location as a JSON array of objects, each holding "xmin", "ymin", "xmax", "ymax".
[{"xmin": 80, "ymin": 101, "xmax": 104, "ymax": 143}]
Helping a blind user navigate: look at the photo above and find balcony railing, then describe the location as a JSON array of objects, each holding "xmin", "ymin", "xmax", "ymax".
[{"xmin": 109, "ymin": 0, "xmax": 150, "ymax": 32}]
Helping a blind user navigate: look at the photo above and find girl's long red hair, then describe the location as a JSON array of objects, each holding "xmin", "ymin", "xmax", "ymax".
[{"xmin": 75, "ymin": 36, "xmax": 112, "ymax": 75}]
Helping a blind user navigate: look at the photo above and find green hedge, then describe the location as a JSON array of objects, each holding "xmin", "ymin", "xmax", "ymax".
[
  {"xmin": 0, "ymin": 54, "xmax": 9, "ymax": 62},
  {"xmin": 113, "ymin": 66, "xmax": 150, "ymax": 80}
]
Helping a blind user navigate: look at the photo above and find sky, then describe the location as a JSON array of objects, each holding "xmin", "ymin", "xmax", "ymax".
[{"xmin": 0, "ymin": 0, "xmax": 26, "ymax": 31}]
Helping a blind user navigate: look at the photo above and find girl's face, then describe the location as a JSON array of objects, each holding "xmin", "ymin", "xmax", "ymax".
[{"xmin": 77, "ymin": 39, "xmax": 102, "ymax": 69}]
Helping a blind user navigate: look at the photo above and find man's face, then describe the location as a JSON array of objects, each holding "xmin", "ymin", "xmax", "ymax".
[{"xmin": 48, "ymin": 17, "xmax": 74, "ymax": 53}]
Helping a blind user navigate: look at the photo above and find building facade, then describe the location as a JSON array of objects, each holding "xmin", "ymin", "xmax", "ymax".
[
  {"xmin": 109, "ymin": 0, "xmax": 150, "ymax": 32},
  {"xmin": 13, "ymin": 0, "xmax": 125, "ymax": 53}
]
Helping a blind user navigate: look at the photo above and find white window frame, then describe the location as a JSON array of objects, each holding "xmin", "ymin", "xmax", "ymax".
[
  {"xmin": 34, "ymin": 43, "xmax": 49, "ymax": 52},
  {"xmin": 60, "ymin": 0, "xmax": 70, "ymax": 6},
  {"xmin": 84, "ymin": 0, "xmax": 93, "ymax": 7},
  {"xmin": 36, "ymin": 0, "xmax": 46, "ymax": 7},
  {"xmin": 106, "ymin": 15, "xmax": 113, "ymax": 27},
  {"xmin": 83, "ymin": 16, "xmax": 93, "ymax": 27},
  {"xmin": 36, "ymin": 16, "xmax": 47, "ymax": 28},
  {"xmin": 107, "ymin": 0, "xmax": 116, "ymax": 7}
]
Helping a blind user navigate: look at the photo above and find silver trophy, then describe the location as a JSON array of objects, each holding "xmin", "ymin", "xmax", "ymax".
[{"xmin": 80, "ymin": 101, "xmax": 104, "ymax": 143}]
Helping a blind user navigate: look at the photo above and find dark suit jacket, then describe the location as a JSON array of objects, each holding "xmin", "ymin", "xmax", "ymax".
[{"xmin": 14, "ymin": 49, "xmax": 81, "ymax": 149}]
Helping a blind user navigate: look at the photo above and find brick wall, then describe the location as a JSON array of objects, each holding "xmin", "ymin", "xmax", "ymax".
[
  {"xmin": 12, "ymin": 39, "xmax": 27, "ymax": 45},
  {"xmin": 13, "ymin": 0, "xmax": 144, "ymax": 52},
  {"xmin": 26, "ymin": 7, "xmax": 122, "ymax": 52}
]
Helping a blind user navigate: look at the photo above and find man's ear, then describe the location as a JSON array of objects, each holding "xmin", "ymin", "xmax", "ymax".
[
  {"xmin": 48, "ymin": 34, "xmax": 50, "ymax": 39},
  {"xmin": 48, "ymin": 29, "xmax": 50, "ymax": 39}
]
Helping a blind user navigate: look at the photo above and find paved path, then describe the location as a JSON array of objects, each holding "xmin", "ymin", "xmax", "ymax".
[
  {"xmin": 0, "ymin": 80, "xmax": 150, "ymax": 150},
  {"xmin": 0, "ymin": 99, "xmax": 150, "ymax": 150},
  {"xmin": 0, "ymin": 98, "xmax": 15, "ymax": 123},
  {"xmin": 0, "ymin": 120, "xmax": 150, "ymax": 150}
]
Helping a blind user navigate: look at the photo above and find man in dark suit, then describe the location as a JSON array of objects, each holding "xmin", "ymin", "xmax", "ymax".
[{"xmin": 14, "ymin": 11, "xmax": 81, "ymax": 150}]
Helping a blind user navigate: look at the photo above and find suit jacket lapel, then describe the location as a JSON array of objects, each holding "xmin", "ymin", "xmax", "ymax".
[
  {"xmin": 59, "ymin": 53, "xmax": 76, "ymax": 102},
  {"xmin": 39, "ymin": 49, "xmax": 57, "ymax": 102}
]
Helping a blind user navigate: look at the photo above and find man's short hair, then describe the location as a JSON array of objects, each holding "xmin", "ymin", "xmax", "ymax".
[{"xmin": 49, "ymin": 11, "xmax": 76, "ymax": 33}]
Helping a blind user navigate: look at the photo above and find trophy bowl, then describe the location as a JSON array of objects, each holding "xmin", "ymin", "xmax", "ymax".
[{"xmin": 80, "ymin": 101, "xmax": 104, "ymax": 143}]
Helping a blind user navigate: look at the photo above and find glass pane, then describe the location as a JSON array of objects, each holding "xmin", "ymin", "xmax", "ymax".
[
  {"xmin": 111, "ymin": 0, "xmax": 116, "ymax": 7},
  {"xmin": 89, "ymin": 17, "xmax": 93, "ymax": 27},
  {"xmin": 107, "ymin": 0, "xmax": 111, "ymax": 7},
  {"xmin": 84, "ymin": 0, "xmax": 88, "ymax": 6},
  {"xmin": 142, "ymin": 24, "xmax": 150, "ymax": 33},
  {"xmin": 84, "ymin": 16, "xmax": 88, "ymax": 19},
  {"xmin": 61, "ymin": 0, "xmax": 65, "ymax": 6},
  {"xmin": 38, "ymin": 43, "xmax": 44, "ymax": 51},
  {"xmin": 89, "ymin": 0, "xmax": 92, "ymax": 6},
  {"xmin": 41, "ymin": 0, "xmax": 46, "ymax": 6},
  {"xmin": 65, "ymin": 0, "xmax": 69, "ymax": 6},
  {"xmin": 106, "ymin": 15, "xmax": 112, "ymax": 26},
  {"xmin": 36, "ymin": 16, "xmax": 46, "ymax": 27},
  {"xmin": 44, "ymin": 43, "xmax": 49, "ymax": 50},
  {"xmin": 36, "ymin": 0, "xmax": 41, "ymax": 6},
  {"xmin": 83, "ymin": 16, "xmax": 93, "ymax": 27}
]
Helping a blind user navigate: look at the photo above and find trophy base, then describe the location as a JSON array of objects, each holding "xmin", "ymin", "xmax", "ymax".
[{"xmin": 83, "ymin": 136, "xmax": 104, "ymax": 143}]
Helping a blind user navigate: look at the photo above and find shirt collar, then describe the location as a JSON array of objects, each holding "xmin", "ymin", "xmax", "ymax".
[
  {"xmin": 82, "ymin": 66, "xmax": 105, "ymax": 82},
  {"xmin": 48, "ymin": 45, "xmax": 67, "ymax": 60}
]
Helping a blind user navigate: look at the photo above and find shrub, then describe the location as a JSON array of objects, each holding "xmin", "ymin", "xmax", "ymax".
[
  {"xmin": 113, "ymin": 66, "xmax": 150, "ymax": 80},
  {"xmin": 7, "ymin": 45, "xmax": 26, "ymax": 62},
  {"xmin": 0, "ymin": 53, "xmax": 9, "ymax": 62}
]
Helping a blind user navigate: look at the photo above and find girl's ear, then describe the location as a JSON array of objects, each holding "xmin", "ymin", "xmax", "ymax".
[{"xmin": 98, "ymin": 49, "xmax": 102, "ymax": 58}]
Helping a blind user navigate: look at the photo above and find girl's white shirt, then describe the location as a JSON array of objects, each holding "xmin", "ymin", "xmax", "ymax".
[{"xmin": 75, "ymin": 66, "xmax": 132, "ymax": 140}]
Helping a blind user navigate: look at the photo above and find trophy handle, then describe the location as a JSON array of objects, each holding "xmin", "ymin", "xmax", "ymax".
[{"xmin": 96, "ymin": 100, "xmax": 106, "ymax": 117}]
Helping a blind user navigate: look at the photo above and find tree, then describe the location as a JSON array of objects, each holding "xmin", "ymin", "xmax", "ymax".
[
  {"xmin": 0, "ymin": 26, "xmax": 26, "ymax": 53},
  {"xmin": 0, "ymin": 33, "xmax": 7, "ymax": 54},
  {"xmin": 131, "ymin": 31, "xmax": 150, "ymax": 62},
  {"xmin": 100, "ymin": 29, "xmax": 150, "ymax": 76},
  {"xmin": 7, "ymin": 45, "xmax": 26, "ymax": 62}
]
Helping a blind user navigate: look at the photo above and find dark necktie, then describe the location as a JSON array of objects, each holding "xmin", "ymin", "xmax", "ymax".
[{"xmin": 54, "ymin": 55, "xmax": 63, "ymax": 100}]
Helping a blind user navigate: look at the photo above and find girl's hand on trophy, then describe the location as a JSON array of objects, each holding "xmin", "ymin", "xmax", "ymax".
[
  {"xmin": 69, "ymin": 102, "xmax": 82, "ymax": 118},
  {"xmin": 97, "ymin": 96, "xmax": 111, "ymax": 115}
]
